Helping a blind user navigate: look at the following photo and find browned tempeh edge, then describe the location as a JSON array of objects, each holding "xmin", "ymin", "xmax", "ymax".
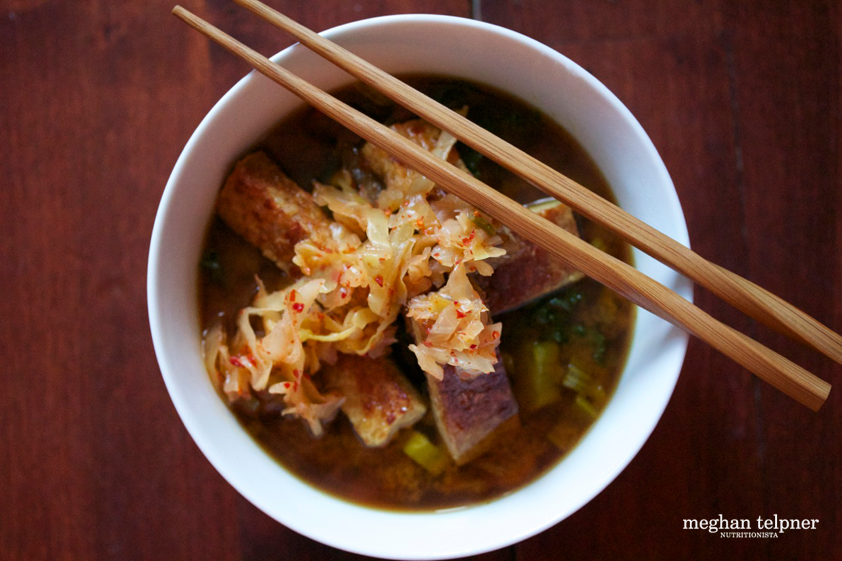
[
  {"xmin": 427, "ymin": 360, "xmax": 519, "ymax": 464},
  {"xmin": 481, "ymin": 201, "xmax": 584, "ymax": 315},
  {"xmin": 406, "ymin": 311, "xmax": 518, "ymax": 463},
  {"xmin": 230, "ymin": 1, "xmax": 842, "ymax": 368},
  {"xmin": 323, "ymin": 355, "xmax": 427, "ymax": 447},
  {"xmin": 217, "ymin": 152, "xmax": 333, "ymax": 270},
  {"xmin": 171, "ymin": 6, "xmax": 830, "ymax": 410}
]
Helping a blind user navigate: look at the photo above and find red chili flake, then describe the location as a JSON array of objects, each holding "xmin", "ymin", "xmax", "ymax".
[
  {"xmin": 473, "ymin": 210, "xmax": 481, "ymax": 217},
  {"xmin": 461, "ymin": 230, "xmax": 476, "ymax": 246},
  {"xmin": 470, "ymin": 344, "xmax": 478, "ymax": 350},
  {"xmin": 492, "ymin": 331, "xmax": 500, "ymax": 340},
  {"xmin": 283, "ymin": 382, "xmax": 291, "ymax": 389},
  {"xmin": 455, "ymin": 309, "xmax": 466, "ymax": 319},
  {"xmin": 229, "ymin": 356, "xmax": 244, "ymax": 367},
  {"xmin": 289, "ymin": 289, "xmax": 297, "ymax": 302},
  {"xmin": 292, "ymin": 302, "xmax": 305, "ymax": 312},
  {"xmin": 246, "ymin": 355, "xmax": 257, "ymax": 366},
  {"xmin": 424, "ymin": 341, "xmax": 433, "ymax": 347},
  {"xmin": 293, "ymin": 369, "xmax": 301, "ymax": 379},
  {"xmin": 378, "ymin": 257, "xmax": 386, "ymax": 262},
  {"xmin": 340, "ymin": 287, "xmax": 348, "ymax": 299},
  {"xmin": 374, "ymin": 275, "xmax": 384, "ymax": 287}
]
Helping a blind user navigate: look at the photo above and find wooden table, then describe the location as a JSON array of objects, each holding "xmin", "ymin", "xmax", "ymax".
[{"xmin": 2, "ymin": 1, "xmax": 839, "ymax": 559}]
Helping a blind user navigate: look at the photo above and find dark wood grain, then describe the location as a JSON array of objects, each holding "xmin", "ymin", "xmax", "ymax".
[{"xmin": 0, "ymin": 0, "xmax": 838, "ymax": 559}]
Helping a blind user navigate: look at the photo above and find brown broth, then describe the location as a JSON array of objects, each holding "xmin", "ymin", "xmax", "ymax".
[{"xmin": 198, "ymin": 77, "xmax": 634, "ymax": 510}]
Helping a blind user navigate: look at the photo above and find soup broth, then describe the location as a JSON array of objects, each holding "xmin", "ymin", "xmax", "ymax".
[{"xmin": 198, "ymin": 77, "xmax": 634, "ymax": 510}]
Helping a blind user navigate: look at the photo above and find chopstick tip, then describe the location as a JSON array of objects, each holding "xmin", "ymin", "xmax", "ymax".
[
  {"xmin": 812, "ymin": 382, "xmax": 831, "ymax": 412},
  {"xmin": 172, "ymin": 5, "xmax": 201, "ymax": 27}
]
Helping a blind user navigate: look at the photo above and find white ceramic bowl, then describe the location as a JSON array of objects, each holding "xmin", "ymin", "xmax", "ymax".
[{"xmin": 148, "ymin": 14, "xmax": 691, "ymax": 560}]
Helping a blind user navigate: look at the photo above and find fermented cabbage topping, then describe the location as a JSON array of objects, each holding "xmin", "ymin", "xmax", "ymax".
[{"xmin": 203, "ymin": 119, "xmax": 509, "ymax": 435}]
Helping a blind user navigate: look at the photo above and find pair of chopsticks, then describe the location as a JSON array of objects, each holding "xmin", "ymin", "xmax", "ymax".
[{"xmin": 172, "ymin": 1, "xmax": 836, "ymax": 411}]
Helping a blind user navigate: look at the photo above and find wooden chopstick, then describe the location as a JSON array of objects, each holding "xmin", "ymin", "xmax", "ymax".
[
  {"xmin": 232, "ymin": 0, "xmax": 842, "ymax": 368},
  {"xmin": 171, "ymin": 6, "xmax": 831, "ymax": 411}
]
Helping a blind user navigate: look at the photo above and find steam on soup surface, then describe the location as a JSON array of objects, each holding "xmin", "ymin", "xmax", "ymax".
[{"xmin": 198, "ymin": 77, "xmax": 634, "ymax": 510}]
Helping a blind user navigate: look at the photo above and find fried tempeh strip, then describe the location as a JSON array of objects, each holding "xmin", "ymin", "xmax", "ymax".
[
  {"xmin": 216, "ymin": 151, "xmax": 332, "ymax": 271},
  {"xmin": 478, "ymin": 199, "xmax": 584, "ymax": 314},
  {"xmin": 426, "ymin": 355, "xmax": 519, "ymax": 465},
  {"xmin": 323, "ymin": 354, "xmax": 427, "ymax": 447}
]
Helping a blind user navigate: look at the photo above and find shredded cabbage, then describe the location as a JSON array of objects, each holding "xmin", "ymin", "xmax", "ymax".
[
  {"xmin": 203, "ymin": 116, "xmax": 509, "ymax": 433},
  {"xmin": 406, "ymin": 264, "xmax": 502, "ymax": 380}
]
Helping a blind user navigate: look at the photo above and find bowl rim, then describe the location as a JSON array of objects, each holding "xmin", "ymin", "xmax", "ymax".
[{"xmin": 149, "ymin": 12, "xmax": 691, "ymax": 560}]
